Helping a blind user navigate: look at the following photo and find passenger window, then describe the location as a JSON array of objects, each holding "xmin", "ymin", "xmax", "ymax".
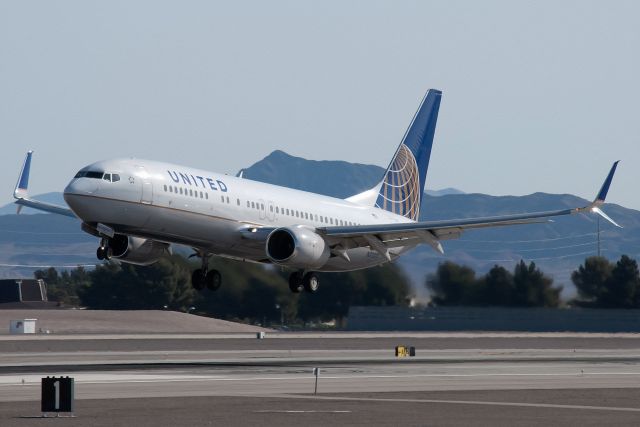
[
  {"xmin": 179, "ymin": 188, "xmax": 183, "ymax": 195},
  {"xmin": 304, "ymin": 213, "xmax": 308, "ymax": 219},
  {"xmin": 221, "ymin": 195, "xmax": 225, "ymax": 202},
  {"xmin": 247, "ymin": 201, "xmax": 250, "ymax": 208},
  {"xmin": 330, "ymin": 218, "xmax": 333, "ymax": 224},
  {"xmin": 286, "ymin": 209, "xmax": 290, "ymax": 215},
  {"xmin": 270, "ymin": 206, "xmax": 273, "ymax": 212},
  {"xmin": 200, "ymin": 191, "xmax": 203, "ymax": 198},
  {"xmin": 188, "ymin": 189, "xmax": 192, "ymax": 196},
  {"xmin": 261, "ymin": 203, "xmax": 264, "ymax": 210},
  {"xmin": 237, "ymin": 199, "xmax": 240, "ymax": 206},
  {"xmin": 164, "ymin": 185, "xmax": 167, "ymax": 192},
  {"xmin": 205, "ymin": 193, "xmax": 208, "ymax": 199},
  {"xmin": 227, "ymin": 196, "xmax": 230, "ymax": 204},
  {"xmin": 112, "ymin": 174, "xmax": 120, "ymax": 182},
  {"xmin": 276, "ymin": 207, "xmax": 279, "ymax": 214},
  {"xmin": 251, "ymin": 202, "xmax": 255, "ymax": 209}
]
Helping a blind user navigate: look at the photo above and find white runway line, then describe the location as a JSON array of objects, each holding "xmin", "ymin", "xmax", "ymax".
[{"xmin": 288, "ymin": 395, "xmax": 640, "ymax": 413}]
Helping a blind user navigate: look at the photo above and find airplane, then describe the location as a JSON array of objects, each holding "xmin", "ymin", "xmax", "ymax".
[{"xmin": 12, "ymin": 89, "xmax": 621, "ymax": 294}]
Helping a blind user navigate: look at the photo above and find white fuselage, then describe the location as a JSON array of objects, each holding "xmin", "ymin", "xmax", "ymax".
[{"xmin": 63, "ymin": 158, "xmax": 417, "ymax": 271}]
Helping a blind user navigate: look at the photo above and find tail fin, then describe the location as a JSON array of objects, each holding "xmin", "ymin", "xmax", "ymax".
[{"xmin": 347, "ymin": 89, "xmax": 442, "ymax": 220}]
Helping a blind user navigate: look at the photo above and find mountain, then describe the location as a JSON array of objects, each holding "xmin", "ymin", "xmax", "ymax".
[
  {"xmin": 0, "ymin": 151, "xmax": 635, "ymax": 299},
  {"xmin": 241, "ymin": 150, "xmax": 465, "ymax": 198}
]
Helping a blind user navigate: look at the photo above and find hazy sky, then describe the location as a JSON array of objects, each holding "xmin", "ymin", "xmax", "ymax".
[{"xmin": 1, "ymin": 1, "xmax": 638, "ymax": 209}]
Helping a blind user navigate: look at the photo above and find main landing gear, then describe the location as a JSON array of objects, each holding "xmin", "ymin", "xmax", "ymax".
[
  {"xmin": 289, "ymin": 271, "xmax": 319, "ymax": 294},
  {"xmin": 191, "ymin": 252, "xmax": 222, "ymax": 291}
]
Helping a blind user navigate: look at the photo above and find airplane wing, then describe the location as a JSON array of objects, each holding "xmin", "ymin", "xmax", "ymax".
[
  {"xmin": 318, "ymin": 161, "xmax": 621, "ymax": 260},
  {"xmin": 13, "ymin": 151, "xmax": 77, "ymax": 218}
]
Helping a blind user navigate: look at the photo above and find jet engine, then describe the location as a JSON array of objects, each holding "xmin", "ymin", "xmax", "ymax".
[
  {"xmin": 109, "ymin": 234, "xmax": 170, "ymax": 266},
  {"xmin": 266, "ymin": 227, "xmax": 330, "ymax": 269}
]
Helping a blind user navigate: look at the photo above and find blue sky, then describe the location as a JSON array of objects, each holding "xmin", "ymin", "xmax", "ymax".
[{"xmin": 1, "ymin": 1, "xmax": 638, "ymax": 208}]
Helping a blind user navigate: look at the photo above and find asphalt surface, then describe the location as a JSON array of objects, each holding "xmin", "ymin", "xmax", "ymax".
[
  {"xmin": 2, "ymin": 332, "xmax": 640, "ymax": 426},
  {"xmin": 3, "ymin": 390, "xmax": 640, "ymax": 427}
]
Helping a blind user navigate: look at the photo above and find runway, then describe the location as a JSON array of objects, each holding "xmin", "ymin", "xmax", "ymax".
[{"xmin": 1, "ymin": 332, "xmax": 640, "ymax": 426}]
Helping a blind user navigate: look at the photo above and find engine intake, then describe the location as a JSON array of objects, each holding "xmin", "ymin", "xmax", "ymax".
[{"xmin": 266, "ymin": 227, "xmax": 330, "ymax": 269}]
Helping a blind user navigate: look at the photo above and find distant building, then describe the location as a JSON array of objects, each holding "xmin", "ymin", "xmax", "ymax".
[{"xmin": 0, "ymin": 279, "xmax": 50, "ymax": 307}]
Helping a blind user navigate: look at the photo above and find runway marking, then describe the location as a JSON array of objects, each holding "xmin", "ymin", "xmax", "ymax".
[
  {"xmin": 3, "ymin": 370, "xmax": 640, "ymax": 386},
  {"xmin": 285, "ymin": 394, "xmax": 640, "ymax": 413},
  {"xmin": 253, "ymin": 410, "xmax": 351, "ymax": 413}
]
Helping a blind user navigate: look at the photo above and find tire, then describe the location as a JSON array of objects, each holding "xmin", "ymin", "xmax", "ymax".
[
  {"xmin": 303, "ymin": 273, "xmax": 319, "ymax": 293},
  {"xmin": 289, "ymin": 272, "xmax": 303, "ymax": 293},
  {"xmin": 191, "ymin": 269, "xmax": 205, "ymax": 291},
  {"xmin": 206, "ymin": 270, "xmax": 222, "ymax": 291},
  {"xmin": 96, "ymin": 247, "xmax": 105, "ymax": 260}
]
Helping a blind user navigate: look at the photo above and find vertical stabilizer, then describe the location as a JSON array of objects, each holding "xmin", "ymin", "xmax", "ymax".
[{"xmin": 347, "ymin": 90, "xmax": 441, "ymax": 221}]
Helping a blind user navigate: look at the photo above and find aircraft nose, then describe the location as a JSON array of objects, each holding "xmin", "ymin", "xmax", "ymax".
[{"xmin": 64, "ymin": 177, "xmax": 99, "ymax": 196}]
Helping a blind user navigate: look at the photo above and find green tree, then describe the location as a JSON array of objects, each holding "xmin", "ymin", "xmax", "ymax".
[
  {"xmin": 481, "ymin": 265, "xmax": 514, "ymax": 306},
  {"xmin": 426, "ymin": 261, "xmax": 478, "ymax": 306},
  {"xmin": 513, "ymin": 260, "xmax": 561, "ymax": 307},
  {"xmin": 298, "ymin": 263, "xmax": 411, "ymax": 325},
  {"xmin": 79, "ymin": 254, "xmax": 195, "ymax": 311},
  {"xmin": 602, "ymin": 255, "xmax": 640, "ymax": 308},
  {"xmin": 571, "ymin": 256, "xmax": 613, "ymax": 306}
]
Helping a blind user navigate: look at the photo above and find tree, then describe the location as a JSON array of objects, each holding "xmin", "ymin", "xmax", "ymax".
[
  {"xmin": 298, "ymin": 263, "xmax": 411, "ymax": 325},
  {"xmin": 481, "ymin": 265, "xmax": 514, "ymax": 306},
  {"xmin": 602, "ymin": 255, "xmax": 640, "ymax": 308},
  {"xmin": 513, "ymin": 260, "xmax": 561, "ymax": 307},
  {"xmin": 426, "ymin": 261, "xmax": 477, "ymax": 306},
  {"xmin": 571, "ymin": 256, "xmax": 613, "ymax": 306},
  {"xmin": 79, "ymin": 254, "xmax": 195, "ymax": 311}
]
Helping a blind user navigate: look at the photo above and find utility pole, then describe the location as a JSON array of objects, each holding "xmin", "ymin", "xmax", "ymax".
[{"xmin": 597, "ymin": 214, "xmax": 601, "ymax": 257}]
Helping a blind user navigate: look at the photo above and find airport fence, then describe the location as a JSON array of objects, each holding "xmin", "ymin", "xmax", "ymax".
[{"xmin": 346, "ymin": 306, "xmax": 640, "ymax": 332}]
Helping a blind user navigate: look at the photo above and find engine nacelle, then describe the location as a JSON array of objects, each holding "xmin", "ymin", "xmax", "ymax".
[
  {"xmin": 110, "ymin": 234, "xmax": 170, "ymax": 266},
  {"xmin": 266, "ymin": 227, "xmax": 330, "ymax": 269}
]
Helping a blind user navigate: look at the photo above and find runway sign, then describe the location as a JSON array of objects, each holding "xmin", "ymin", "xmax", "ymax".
[
  {"xmin": 395, "ymin": 346, "xmax": 416, "ymax": 357},
  {"xmin": 41, "ymin": 376, "xmax": 74, "ymax": 413}
]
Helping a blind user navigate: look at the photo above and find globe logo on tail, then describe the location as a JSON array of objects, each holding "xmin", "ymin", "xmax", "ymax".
[{"xmin": 375, "ymin": 144, "xmax": 420, "ymax": 221}]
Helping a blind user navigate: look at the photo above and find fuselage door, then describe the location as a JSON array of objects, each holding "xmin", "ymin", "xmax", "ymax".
[
  {"xmin": 267, "ymin": 201, "xmax": 275, "ymax": 222},
  {"xmin": 141, "ymin": 181, "xmax": 153, "ymax": 204},
  {"xmin": 137, "ymin": 166, "xmax": 153, "ymax": 205}
]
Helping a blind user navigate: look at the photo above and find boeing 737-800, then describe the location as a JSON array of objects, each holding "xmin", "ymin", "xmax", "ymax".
[{"xmin": 13, "ymin": 89, "xmax": 620, "ymax": 293}]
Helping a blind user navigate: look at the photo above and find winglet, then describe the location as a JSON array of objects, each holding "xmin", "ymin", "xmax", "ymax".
[
  {"xmin": 11, "ymin": 150, "xmax": 76, "ymax": 218},
  {"xmin": 14, "ymin": 150, "xmax": 33, "ymax": 200},
  {"xmin": 594, "ymin": 160, "xmax": 619, "ymax": 205},
  {"xmin": 585, "ymin": 161, "xmax": 621, "ymax": 228}
]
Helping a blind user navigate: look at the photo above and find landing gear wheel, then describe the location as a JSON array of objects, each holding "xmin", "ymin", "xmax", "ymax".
[
  {"xmin": 205, "ymin": 270, "xmax": 222, "ymax": 291},
  {"xmin": 97, "ymin": 246, "xmax": 105, "ymax": 260},
  {"xmin": 289, "ymin": 272, "xmax": 304, "ymax": 293},
  {"xmin": 191, "ymin": 269, "xmax": 205, "ymax": 291},
  {"xmin": 303, "ymin": 273, "xmax": 319, "ymax": 293}
]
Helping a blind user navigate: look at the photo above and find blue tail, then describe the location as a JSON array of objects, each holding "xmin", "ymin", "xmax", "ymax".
[{"xmin": 374, "ymin": 89, "xmax": 441, "ymax": 220}]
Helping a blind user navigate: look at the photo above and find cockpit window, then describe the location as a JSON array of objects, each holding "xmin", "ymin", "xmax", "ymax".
[
  {"xmin": 74, "ymin": 170, "xmax": 104, "ymax": 179},
  {"xmin": 75, "ymin": 170, "xmax": 121, "ymax": 182}
]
